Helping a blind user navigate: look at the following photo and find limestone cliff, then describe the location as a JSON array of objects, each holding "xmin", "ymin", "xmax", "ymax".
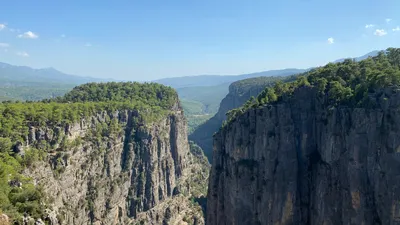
[
  {"xmin": 21, "ymin": 108, "xmax": 209, "ymax": 225},
  {"xmin": 207, "ymin": 86, "xmax": 400, "ymax": 225},
  {"xmin": 190, "ymin": 76, "xmax": 291, "ymax": 160}
]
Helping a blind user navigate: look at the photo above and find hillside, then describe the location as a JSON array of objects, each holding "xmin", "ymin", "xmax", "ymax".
[
  {"xmin": 154, "ymin": 68, "xmax": 306, "ymax": 88},
  {"xmin": 0, "ymin": 82, "xmax": 209, "ymax": 224},
  {"xmin": 177, "ymin": 83, "xmax": 230, "ymax": 114},
  {"xmin": 189, "ymin": 76, "xmax": 295, "ymax": 159},
  {"xmin": 0, "ymin": 62, "xmax": 111, "ymax": 101},
  {"xmin": 207, "ymin": 48, "xmax": 400, "ymax": 224}
]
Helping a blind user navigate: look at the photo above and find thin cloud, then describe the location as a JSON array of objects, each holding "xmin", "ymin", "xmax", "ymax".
[
  {"xmin": 386, "ymin": 18, "xmax": 392, "ymax": 23},
  {"xmin": 0, "ymin": 43, "xmax": 9, "ymax": 48},
  {"xmin": 17, "ymin": 31, "xmax": 39, "ymax": 39},
  {"xmin": 85, "ymin": 43, "xmax": 92, "ymax": 47},
  {"xmin": 374, "ymin": 29, "xmax": 387, "ymax": 36},
  {"xmin": 393, "ymin": 26, "xmax": 400, "ymax": 32},
  {"xmin": 327, "ymin": 37, "xmax": 334, "ymax": 44},
  {"xmin": 365, "ymin": 24, "xmax": 375, "ymax": 28},
  {"xmin": 9, "ymin": 28, "xmax": 20, "ymax": 33},
  {"xmin": 16, "ymin": 51, "xmax": 29, "ymax": 57},
  {"xmin": 0, "ymin": 24, "xmax": 5, "ymax": 30}
]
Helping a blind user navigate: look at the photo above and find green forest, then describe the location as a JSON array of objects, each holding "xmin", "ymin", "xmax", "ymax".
[
  {"xmin": 225, "ymin": 48, "xmax": 400, "ymax": 126},
  {"xmin": 0, "ymin": 82, "xmax": 178, "ymax": 222}
]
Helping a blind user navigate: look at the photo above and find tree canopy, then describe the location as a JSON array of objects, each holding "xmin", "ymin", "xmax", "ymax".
[
  {"xmin": 0, "ymin": 82, "xmax": 178, "ymax": 222},
  {"xmin": 225, "ymin": 48, "xmax": 400, "ymax": 126}
]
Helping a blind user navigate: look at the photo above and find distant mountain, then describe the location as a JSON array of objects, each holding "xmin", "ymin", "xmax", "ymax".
[
  {"xmin": 0, "ymin": 62, "xmax": 113, "ymax": 101},
  {"xmin": 154, "ymin": 68, "xmax": 307, "ymax": 89},
  {"xmin": 156, "ymin": 50, "xmax": 381, "ymax": 90},
  {"xmin": 0, "ymin": 62, "xmax": 109, "ymax": 87},
  {"xmin": 333, "ymin": 50, "xmax": 379, "ymax": 63}
]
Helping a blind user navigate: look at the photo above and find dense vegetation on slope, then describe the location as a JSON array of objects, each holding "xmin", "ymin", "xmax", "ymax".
[
  {"xmin": 0, "ymin": 82, "xmax": 178, "ymax": 222},
  {"xmin": 164, "ymin": 70, "xmax": 306, "ymax": 133},
  {"xmin": 177, "ymin": 83, "xmax": 229, "ymax": 134},
  {"xmin": 225, "ymin": 48, "xmax": 400, "ymax": 127},
  {"xmin": 181, "ymin": 99, "xmax": 213, "ymax": 134},
  {"xmin": 0, "ymin": 85, "xmax": 73, "ymax": 101},
  {"xmin": 190, "ymin": 75, "xmax": 295, "ymax": 160},
  {"xmin": 177, "ymin": 83, "xmax": 230, "ymax": 115}
]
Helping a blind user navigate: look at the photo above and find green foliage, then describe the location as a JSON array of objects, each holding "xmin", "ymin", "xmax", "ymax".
[
  {"xmin": 177, "ymin": 83, "xmax": 230, "ymax": 114},
  {"xmin": 0, "ymin": 151, "xmax": 45, "ymax": 222},
  {"xmin": 181, "ymin": 99, "xmax": 214, "ymax": 134},
  {"xmin": 186, "ymin": 114, "xmax": 213, "ymax": 135},
  {"xmin": 224, "ymin": 48, "xmax": 400, "ymax": 126},
  {"xmin": 0, "ymin": 86, "xmax": 73, "ymax": 102},
  {"xmin": 190, "ymin": 75, "xmax": 296, "ymax": 161},
  {"xmin": 56, "ymin": 82, "xmax": 177, "ymax": 109},
  {"xmin": 0, "ymin": 82, "xmax": 178, "ymax": 221},
  {"xmin": 21, "ymin": 148, "xmax": 46, "ymax": 168},
  {"xmin": 181, "ymin": 99, "xmax": 205, "ymax": 116}
]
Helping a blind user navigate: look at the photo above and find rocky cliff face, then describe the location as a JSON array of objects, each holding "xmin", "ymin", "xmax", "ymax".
[
  {"xmin": 190, "ymin": 77, "xmax": 287, "ymax": 160},
  {"xmin": 21, "ymin": 107, "xmax": 209, "ymax": 225},
  {"xmin": 207, "ymin": 86, "xmax": 400, "ymax": 225}
]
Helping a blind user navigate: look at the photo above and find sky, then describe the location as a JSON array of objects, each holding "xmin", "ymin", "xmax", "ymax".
[{"xmin": 0, "ymin": 0, "xmax": 399, "ymax": 81}]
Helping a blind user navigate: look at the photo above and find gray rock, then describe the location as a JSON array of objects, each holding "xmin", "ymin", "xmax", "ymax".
[
  {"xmin": 207, "ymin": 86, "xmax": 400, "ymax": 225},
  {"xmin": 22, "ymin": 106, "xmax": 209, "ymax": 225}
]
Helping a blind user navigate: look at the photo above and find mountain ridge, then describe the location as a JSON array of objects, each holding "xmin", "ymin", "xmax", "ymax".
[
  {"xmin": 154, "ymin": 68, "xmax": 307, "ymax": 88},
  {"xmin": 0, "ymin": 62, "xmax": 113, "ymax": 86}
]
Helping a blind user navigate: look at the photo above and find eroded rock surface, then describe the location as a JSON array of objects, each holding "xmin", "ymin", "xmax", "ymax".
[
  {"xmin": 207, "ymin": 87, "xmax": 400, "ymax": 225},
  {"xmin": 23, "ymin": 108, "xmax": 209, "ymax": 225}
]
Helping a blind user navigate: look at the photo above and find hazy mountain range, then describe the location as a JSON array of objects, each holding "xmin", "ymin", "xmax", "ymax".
[
  {"xmin": 154, "ymin": 50, "xmax": 380, "ymax": 89},
  {"xmin": 0, "ymin": 50, "xmax": 380, "ymax": 102},
  {"xmin": 154, "ymin": 68, "xmax": 307, "ymax": 88},
  {"xmin": 0, "ymin": 62, "xmax": 109, "ymax": 87}
]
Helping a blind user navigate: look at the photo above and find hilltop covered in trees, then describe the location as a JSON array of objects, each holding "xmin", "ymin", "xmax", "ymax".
[
  {"xmin": 225, "ymin": 48, "xmax": 400, "ymax": 126},
  {"xmin": 0, "ymin": 82, "xmax": 178, "ymax": 222}
]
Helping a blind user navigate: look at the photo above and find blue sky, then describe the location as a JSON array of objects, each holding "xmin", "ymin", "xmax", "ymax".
[{"xmin": 0, "ymin": 0, "xmax": 399, "ymax": 81}]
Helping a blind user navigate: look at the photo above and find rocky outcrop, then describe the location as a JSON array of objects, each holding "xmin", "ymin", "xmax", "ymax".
[
  {"xmin": 190, "ymin": 76, "xmax": 290, "ymax": 160},
  {"xmin": 22, "ymin": 107, "xmax": 209, "ymax": 224},
  {"xmin": 0, "ymin": 214, "xmax": 10, "ymax": 225},
  {"xmin": 207, "ymin": 86, "xmax": 400, "ymax": 225}
]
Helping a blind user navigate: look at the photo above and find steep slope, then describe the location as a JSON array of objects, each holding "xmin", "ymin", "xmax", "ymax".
[
  {"xmin": 190, "ymin": 76, "xmax": 295, "ymax": 160},
  {"xmin": 177, "ymin": 83, "xmax": 230, "ymax": 115},
  {"xmin": 207, "ymin": 48, "xmax": 400, "ymax": 224},
  {"xmin": 0, "ymin": 82, "xmax": 209, "ymax": 225}
]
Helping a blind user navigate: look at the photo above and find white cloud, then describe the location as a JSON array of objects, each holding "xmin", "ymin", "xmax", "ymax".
[
  {"xmin": 386, "ymin": 18, "xmax": 392, "ymax": 23},
  {"xmin": 16, "ymin": 51, "xmax": 29, "ymax": 57},
  {"xmin": 85, "ymin": 43, "xmax": 92, "ymax": 47},
  {"xmin": 374, "ymin": 29, "xmax": 387, "ymax": 36},
  {"xmin": 365, "ymin": 24, "xmax": 375, "ymax": 28},
  {"xmin": 17, "ymin": 31, "xmax": 39, "ymax": 39},
  {"xmin": 0, "ymin": 43, "xmax": 9, "ymax": 48},
  {"xmin": 393, "ymin": 26, "xmax": 400, "ymax": 32},
  {"xmin": 0, "ymin": 24, "xmax": 5, "ymax": 30},
  {"xmin": 327, "ymin": 37, "xmax": 334, "ymax": 44}
]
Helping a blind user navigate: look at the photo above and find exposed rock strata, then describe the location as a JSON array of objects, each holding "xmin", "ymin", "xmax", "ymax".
[
  {"xmin": 22, "ymin": 108, "xmax": 208, "ymax": 225},
  {"xmin": 207, "ymin": 86, "xmax": 400, "ymax": 225}
]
